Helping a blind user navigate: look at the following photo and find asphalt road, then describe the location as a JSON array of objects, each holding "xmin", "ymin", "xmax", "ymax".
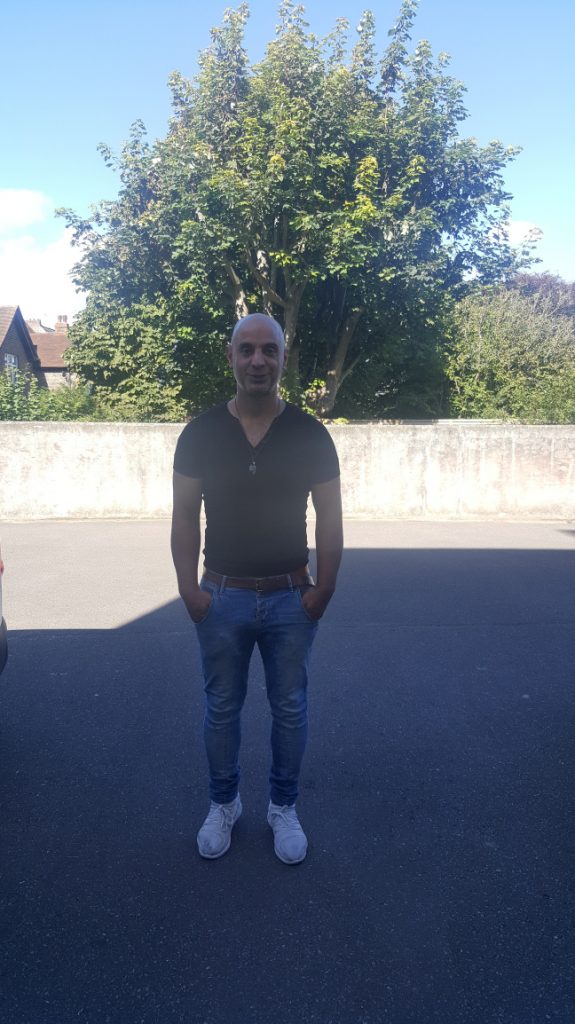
[{"xmin": 0, "ymin": 519, "xmax": 574, "ymax": 1024}]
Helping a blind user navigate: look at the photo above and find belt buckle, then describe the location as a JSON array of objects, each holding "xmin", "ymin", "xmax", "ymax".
[{"xmin": 255, "ymin": 577, "xmax": 265, "ymax": 593}]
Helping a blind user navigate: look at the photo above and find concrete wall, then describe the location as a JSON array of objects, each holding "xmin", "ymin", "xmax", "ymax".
[{"xmin": 1, "ymin": 420, "xmax": 574, "ymax": 520}]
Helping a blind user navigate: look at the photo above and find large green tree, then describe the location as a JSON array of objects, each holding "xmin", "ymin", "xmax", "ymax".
[{"xmin": 60, "ymin": 0, "xmax": 530, "ymax": 419}]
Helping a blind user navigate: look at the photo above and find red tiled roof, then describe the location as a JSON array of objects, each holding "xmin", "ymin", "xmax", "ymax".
[{"xmin": 29, "ymin": 332, "xmax": 69, "ymax": 369}]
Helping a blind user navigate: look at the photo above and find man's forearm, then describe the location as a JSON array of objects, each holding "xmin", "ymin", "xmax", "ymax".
[
  {"xmin": 171, "ymin": 515, "xmax": 202, "ymax": 599},
  {"xmin": 314, "ymin": 519, "xmax": 343, "ymax": 595}
]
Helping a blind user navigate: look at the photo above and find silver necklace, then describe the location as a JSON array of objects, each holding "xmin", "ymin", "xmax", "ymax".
[{"xmin": 233, "ymin": 397, "xmax": 281, "ymax": 475}]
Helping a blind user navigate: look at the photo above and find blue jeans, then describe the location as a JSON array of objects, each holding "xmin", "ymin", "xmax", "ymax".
[{"xmin": 194, "ymin": 577, "xmax": 318, "ymax": 806}]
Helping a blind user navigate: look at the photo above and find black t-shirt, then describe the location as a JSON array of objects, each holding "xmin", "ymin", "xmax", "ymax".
[{"xmin": 173, "ymin": 402, "xmax": 340, "ymax": 576}]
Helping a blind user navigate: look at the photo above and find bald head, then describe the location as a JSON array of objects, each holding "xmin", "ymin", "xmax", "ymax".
[
  {"xmin": 230, "ymin": 314, "xmax": 285, "ymax": 350},
  {"xmin": 227, "ymin": 313, "xmax": 287, "ymax": 399}
]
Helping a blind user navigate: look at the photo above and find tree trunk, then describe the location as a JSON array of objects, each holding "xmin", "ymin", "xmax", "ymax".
[
  {"xmin": 224, "ymin": 259, "xmax": 249, "ymax": 319},
  {"xmin": 283, "ymin": 282, "xmax": 307, "ymax": 394},
  {"xmin": 257, "ymin": 250, "xmax": 274, "ymax": 315},
  {"xmin": 242, "ymin": 242, "xmax": 307, "ymax": 394},
  {"xmin": 310, "ymin": 308, "xmax": 364, "ymax": 416}
]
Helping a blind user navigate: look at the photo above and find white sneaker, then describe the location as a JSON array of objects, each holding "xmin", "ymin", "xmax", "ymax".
[
  {"xmin": 197, "ymin": 795, "xmax": 242, "ymax": 859},
  {"xmin": 267, "ymin": 802, "xmax": 308, "ymax": 864}
]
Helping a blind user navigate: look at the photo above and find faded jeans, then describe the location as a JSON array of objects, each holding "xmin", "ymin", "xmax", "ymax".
[{"xmin": 194, "ymin": 577, "xmax": 318, "ymax": 806}]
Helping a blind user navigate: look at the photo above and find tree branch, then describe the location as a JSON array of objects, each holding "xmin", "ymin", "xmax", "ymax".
[
  {"xmin": 339, "ymin": 354, "xmax": 361, "ymax": 385},
  {"xmin": 224, "ymin": 259, "xmax": 249, "ymax": 318},
  {"xmin": 333, "ymin": 308, "xmax": 364, "ymax": 375},
  {"xmin": 244, "ymin": 249, "xmax": 287, "ymax": 308}
]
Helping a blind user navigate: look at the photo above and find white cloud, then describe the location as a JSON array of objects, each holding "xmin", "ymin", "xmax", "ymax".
[
  {"xmin": 0, "ymin": 230, "xmax": 86, "ymax": 326},
  {"xmin": 0, "ymin": 189, "xmax": 51, "ymax": 234}
]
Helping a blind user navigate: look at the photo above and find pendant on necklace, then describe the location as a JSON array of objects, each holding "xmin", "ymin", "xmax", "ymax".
[{"xmin": 249, "ymin": 461, "xmax": 257, "ymax": 475}]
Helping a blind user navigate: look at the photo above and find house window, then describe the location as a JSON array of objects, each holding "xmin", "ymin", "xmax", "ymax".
[{"xmin": 3, "ymin": 352, "xmax": 19, "ymax": 382}]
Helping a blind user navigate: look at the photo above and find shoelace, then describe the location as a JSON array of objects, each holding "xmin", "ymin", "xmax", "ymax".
[
  {"xmin": 269, "ymin": 806, "xmax": 301, "ymax": 834},
  {"xmin": 206, "ymin": 802, "xmax": 236, "ymax": 830}
]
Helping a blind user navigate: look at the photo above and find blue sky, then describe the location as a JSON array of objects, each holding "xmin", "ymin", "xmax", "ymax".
[{"xmin": 1, "ymin": 0, "xmax": 573, "ymax": 325}]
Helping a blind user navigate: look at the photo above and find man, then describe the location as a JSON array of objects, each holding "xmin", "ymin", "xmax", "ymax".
[{"xmin": 171, "ymin": 313, "xmax": 342, "ymax": 864}]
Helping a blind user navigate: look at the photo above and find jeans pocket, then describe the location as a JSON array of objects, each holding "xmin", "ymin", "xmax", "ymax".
[
  {"xmin": 194, "ymin": 582, "xmax": 216, "ymax": 625},
  {"xmin": 296, "ymin": 585, "xmax": 319, "ymax": 623}
]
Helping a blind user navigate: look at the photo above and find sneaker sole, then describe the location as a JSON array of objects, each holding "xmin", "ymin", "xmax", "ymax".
[
  {"xmin": 273, "ymin": 846, "xmax": 307, "ymax": 865},
  {"xmin": 198, "ymin": 837, "xmax": 233, "ymax": 859}
]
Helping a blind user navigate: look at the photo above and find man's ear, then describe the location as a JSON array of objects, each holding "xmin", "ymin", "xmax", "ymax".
[{"xmin": 226, "ymin": 344, "xmax": 233, "ymax": 368}]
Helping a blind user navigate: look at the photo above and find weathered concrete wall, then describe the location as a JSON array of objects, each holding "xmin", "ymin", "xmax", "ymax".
[
  {"xmin": 1, "ymin": 421, "xmax": 574, "ymax": 520},
  {"xmin": 328, "ymin": 421, "xmax": 575, "ymax": 519},
  {"xmin": 1, "ymin": 423, "xmax": 178, "ymax": 520}
]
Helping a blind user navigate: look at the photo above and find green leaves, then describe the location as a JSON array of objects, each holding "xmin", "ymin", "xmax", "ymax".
[
  {"xmin": 57, "ymin": 1, "xmax": 533, "ymax": 420},
  {"xmin": 0, "ymin": 370, "xmax": 109, "ymax": 422},
  {"xmin": 0, "ymin": 370, "xmax": 43, "ymax": 419},
  {"xmin": 446, "ymin": 284, "xmax": 575, "ymax": 422}
]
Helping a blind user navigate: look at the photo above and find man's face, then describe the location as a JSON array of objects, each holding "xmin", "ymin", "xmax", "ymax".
[{"xmin": 227, "ymin": 319, "xmax": 286, "ymax": 397}]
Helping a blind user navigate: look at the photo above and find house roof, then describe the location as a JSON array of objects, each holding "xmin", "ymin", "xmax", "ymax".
[
  {"xmin": 29, "ymin": 332, "xmax": 69, "ymax": 369},
  {"xmin": 26, "ymin": 318, "xmax": 55, "ymax": 334},
  {"xmin": 0, "ymin": 306, "xmax": 19, "ymax": 346},
  {"xmin": 0, "ymin": 306, "xmax": 40, "ymax": 364}
]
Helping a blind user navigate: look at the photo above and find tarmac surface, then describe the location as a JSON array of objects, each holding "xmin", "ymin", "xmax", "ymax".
[{"xmin": 0, "ymin": 518, "xmax": 574, "ymax": 1024}]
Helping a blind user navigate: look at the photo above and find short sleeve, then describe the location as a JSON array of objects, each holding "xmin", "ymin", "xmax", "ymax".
[
  {"xmin": 309, "ymin": 423, "xmax": 340, "ymax": 486},
  {"xmin": 173, "ymin": 420, "xmax": 204, "ymax": 478}
]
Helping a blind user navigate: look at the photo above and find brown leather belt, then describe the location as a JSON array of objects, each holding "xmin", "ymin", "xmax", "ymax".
[{"xmin": 203, "ymin": 567, "xmax": 314, "ymax": 593}]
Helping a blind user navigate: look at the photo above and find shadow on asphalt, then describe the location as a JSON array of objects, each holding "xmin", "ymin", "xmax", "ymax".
[{"xmin": 1, "ymin": 549, "xmax": 574, "ymax": 1024}]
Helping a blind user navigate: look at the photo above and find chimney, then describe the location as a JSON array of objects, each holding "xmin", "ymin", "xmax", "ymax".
[{"xmin": 55, "ymin": 315, "xmax": 68, "ymax": 335}]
